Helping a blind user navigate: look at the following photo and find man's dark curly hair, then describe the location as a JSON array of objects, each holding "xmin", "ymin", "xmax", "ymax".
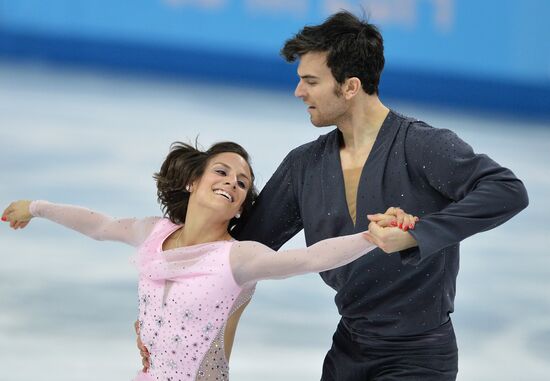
[
  {"xmin": 154, "ymin": 141, "xmax": 258, "ymax": 231},
  {"xmin": 281, "ymin": 10, "xmax": 384, "ymax": 95}
]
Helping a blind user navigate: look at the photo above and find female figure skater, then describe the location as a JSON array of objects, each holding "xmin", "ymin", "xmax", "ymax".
[{"xmin": 2, "ymin": 141, "xmax": 416, "ymax": 381}]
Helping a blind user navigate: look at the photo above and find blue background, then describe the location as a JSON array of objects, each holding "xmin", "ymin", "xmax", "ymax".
[{"xmin": 1, "ymin": 0, "xmax": 548, "ymax": 118}]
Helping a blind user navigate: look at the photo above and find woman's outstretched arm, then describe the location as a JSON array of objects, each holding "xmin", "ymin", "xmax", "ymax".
[
  {"xmin": 230, "ymin": 232, "xmax": 376, "ymax": 287},
  {"xmin": 2, "ymin": 200, "xmax": 158, "ymax": 247}
]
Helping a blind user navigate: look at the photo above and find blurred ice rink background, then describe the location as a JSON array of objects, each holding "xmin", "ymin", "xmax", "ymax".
[{"xmin": 1, "ymin": 1, "xmax": 549, "ymax": 380}]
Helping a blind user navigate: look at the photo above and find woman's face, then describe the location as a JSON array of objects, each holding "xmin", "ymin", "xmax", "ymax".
[{"xmin": 191, "ymin": 152, "xmax": 252, "ymax": 219}]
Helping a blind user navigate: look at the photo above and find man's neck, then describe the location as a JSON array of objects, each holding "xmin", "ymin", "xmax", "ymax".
[{"xmin": 337, "ymin": 96, "xmax": 390, "ymax": 153}]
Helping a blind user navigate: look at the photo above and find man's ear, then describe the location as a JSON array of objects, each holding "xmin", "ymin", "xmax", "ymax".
[{"xmin": 343, "ymin": 77, "xmax": 362, "ymax": 100}]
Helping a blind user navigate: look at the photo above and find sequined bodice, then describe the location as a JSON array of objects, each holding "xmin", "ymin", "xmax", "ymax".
[{"xmin": 134, "ymin": 219, "xmax": 254, "ymax": 381}]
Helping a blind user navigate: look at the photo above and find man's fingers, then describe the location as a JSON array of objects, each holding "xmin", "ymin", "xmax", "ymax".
[
  {"xmin": 367, "ymin": 212, "xmax": 396, "ymax": 227},
  {"xmin": 366, "ymin": 213, "xmax": 386, "ymax": 222},
  {"xmin": 366, "ymin": 223, "xmax": 385, "ymax": 243},
  {"xmin": 363, "ymin": 232, "xmax": 380, "ymax": 247},
  {"xmin": 141, "ymin": 347, "xmax": 150, "ymax": 372},
  {"xmin": 365, "ymin": 231, "xmax": 391, "ymax": 253},
  {"xmin": 137, "ymin": 337, "xmax": 147, "ymax": 351},
  {"xmin": 369, "ymin": 220, "xmax": 388, "ymax": 233},
  {"xmin": 141, "ymin": 357, "xmax": 149, "ymax": 372}
]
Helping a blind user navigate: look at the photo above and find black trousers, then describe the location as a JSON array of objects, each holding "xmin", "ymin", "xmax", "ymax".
[{"xmin": 321, "ymin": 318, "xmax": 458, "ymax": 381}]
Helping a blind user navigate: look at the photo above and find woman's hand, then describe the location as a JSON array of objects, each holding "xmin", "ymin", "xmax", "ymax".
[
  {"xmin": 368, "ymin": 207, "xmax": 419, "ymax": 231},
  {"xmin": 364, "ymin": 207, "xmax": 420, "ymax": 253},
  {"xmin": 2, "ymin": 200, "xmax": 33, "ymax": 229}
]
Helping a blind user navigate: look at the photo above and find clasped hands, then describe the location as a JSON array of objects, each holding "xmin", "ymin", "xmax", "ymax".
[{"xmin": 365, "ymin": 206, "xmax": 419, "ymax": 253}]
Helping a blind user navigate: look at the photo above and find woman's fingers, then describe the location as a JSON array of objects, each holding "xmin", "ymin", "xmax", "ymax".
[
  {"xmin": 2, "ymin": 204, "xmax": 14, "ymax": 222},
  {"xmin": 381, "ymin": 207, "xmax": 421, "ymax": 231},
  {"xmin": 385, "ymin": 207, "xmax": 405, "ymax": 229},
  {"xmin": 3, "ymin": 209, "xmax": 13, "ymax": 223},
  {"xmin": 372, "ymin": 207, "xmax": 420, "ymax": 231},
  {"xmin": 402, "ymin": 214, "xmax": 420, "ymax": 231},
  {"xmin": 2, "ymin": 200, "xmax": 33, "ymax": 229}
]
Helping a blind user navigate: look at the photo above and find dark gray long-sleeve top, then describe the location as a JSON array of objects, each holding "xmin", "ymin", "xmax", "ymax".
[{"xmin": 233, "ymin": 110, "xmax": 529, "ymax": 336}]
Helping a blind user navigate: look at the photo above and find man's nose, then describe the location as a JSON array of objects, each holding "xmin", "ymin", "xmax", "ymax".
[{"xmin": 294, "ymin": 82, "xmax": 305, "ymax": 98}]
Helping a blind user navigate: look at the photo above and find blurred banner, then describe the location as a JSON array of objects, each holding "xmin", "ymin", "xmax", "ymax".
[{"xmin": 1, "ymin": 0, "xmax": 548, "ymax": 118}]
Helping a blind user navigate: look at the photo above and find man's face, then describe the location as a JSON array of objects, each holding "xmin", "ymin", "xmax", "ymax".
[{"xmin": 294, "ymin": 52, "xmax": 348, "ymax": 127}]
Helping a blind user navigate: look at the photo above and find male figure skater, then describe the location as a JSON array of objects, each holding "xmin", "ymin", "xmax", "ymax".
[
  {"xmin": 235, "ymin": 11, "xmax": 528, "ymax": 380},
  {"xmin": 139, "ymin": 11, "xmax": 528, "ymax": 380}
]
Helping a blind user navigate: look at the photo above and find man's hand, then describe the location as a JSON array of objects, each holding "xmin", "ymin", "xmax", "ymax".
[
  {"xmin": 364, "ymin": 221, "xmax": 418, "ymax": 253},
  {"xmin": 134, "ymin": 320, "xmax": 150, "ymax": 373},
  {"xmin": 365, "ymin": 207, "xmax": 419, "ymax": 253}
]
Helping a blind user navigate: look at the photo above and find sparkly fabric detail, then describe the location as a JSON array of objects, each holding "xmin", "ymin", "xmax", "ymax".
[
  {"xmin": 135, "ymin": 219, "xmax": 255, "ymax": 381},
  {"xmin": 195, "ymin": 287, "xmax": 254, "ymax": 380}
]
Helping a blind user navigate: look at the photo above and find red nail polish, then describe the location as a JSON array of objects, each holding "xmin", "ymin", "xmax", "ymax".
[
  {"xmin": 398, "ymin": 223, "xmax": 402, "ymax": 228},
  {"xmin": 390, "ymin": 221, "xmax": 397, "ymax": 226},
  {"xmin": 1, "ymin": 217, "xmax": 6, "ymax": 222},
  {"xmin": 409, "ymin": 224, "xmax": 414, "ymax": 229}
]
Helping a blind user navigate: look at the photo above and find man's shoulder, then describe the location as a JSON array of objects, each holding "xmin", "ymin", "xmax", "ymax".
[
  {"xmin": 391, "ymin": 110, "xmax": 436, "ymax": 135},
  {"xmin": 391, "ymin": 110, "xmax": 456, "ymax": 143},
  {"xmin": 286, "ymin": 129, "xmax": 338, "ymax": 159}
]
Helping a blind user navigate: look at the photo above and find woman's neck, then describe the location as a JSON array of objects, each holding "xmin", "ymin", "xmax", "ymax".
[{"xmin": 178, "ymin": 208, "xmax": 233, "ymax": 246}]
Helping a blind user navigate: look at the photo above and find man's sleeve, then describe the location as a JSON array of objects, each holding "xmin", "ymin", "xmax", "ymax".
[
  {"xmin": 402, "ymin": 127, "xmax": 529, "ymax": 264},
  {"xmin": 232, "ymin": 150, "xmax": 304, "ymax": 250}
]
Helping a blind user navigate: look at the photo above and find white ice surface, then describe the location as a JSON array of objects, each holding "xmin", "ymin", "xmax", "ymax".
[{"xmin": 0, "ymin": 62, "xmax": 549, "ymax": 380}]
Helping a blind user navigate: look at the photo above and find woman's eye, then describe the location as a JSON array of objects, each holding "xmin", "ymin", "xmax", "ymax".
[
  {"xmin": 237, "ymin": 181, "xmax": 247, "ymax": 189},
  {"xmin": 215, "ymin": 169, "xmax": 226, "ymax": 176}
]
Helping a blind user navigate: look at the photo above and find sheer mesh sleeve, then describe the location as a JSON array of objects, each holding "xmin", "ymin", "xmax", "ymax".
[
  {"xmin": 29, "ymin": 200, "xmax": 158, "ymax": 247},
  {"xmin": 229, "ymin": 233, "xmax": 376, "ymax": 286}
]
